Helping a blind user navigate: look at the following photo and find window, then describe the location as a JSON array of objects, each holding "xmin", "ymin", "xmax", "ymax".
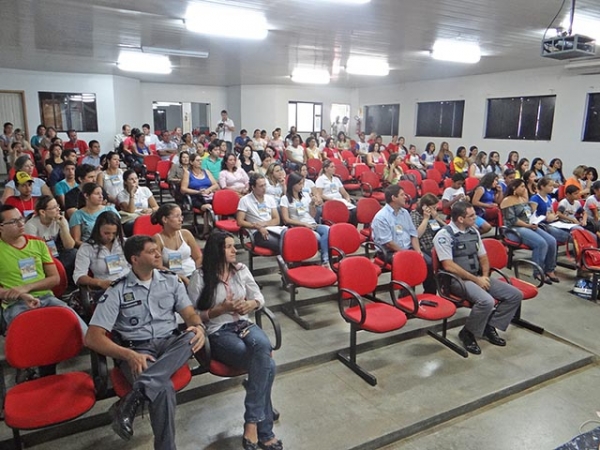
[
  {"xmin": 416, "ymin": 100, "xmax": 464, "ymax": 138},
  {"xmin": 485, "ymin": 95, "xmax": 555, "ymax": 140},
  {"xmin": 288, "ymin": 101, "xmax": 322, "ymax": 134},
  {"xmin": 38, "ymin": 92, "xmax": 98, "ymax": 132},
  {"xmin": 364, "ymin": 104, "xmax": 399, "ymax": 136},
  {"xmin": 583, "ymin": 93, "xmax": 600, "ymax": 142}
]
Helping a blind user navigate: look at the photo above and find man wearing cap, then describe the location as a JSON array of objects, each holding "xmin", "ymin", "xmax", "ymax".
[{"xmin": 4, "ymin": 172, "xmax": 39, "ymax": 218}]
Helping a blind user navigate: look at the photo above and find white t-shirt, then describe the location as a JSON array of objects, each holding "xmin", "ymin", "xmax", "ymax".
[
  {"xmin": 237, "ymin": 193, "xmax": 278, "ymax": 224},
  {"xmin": 302, "ymin": 178, "xmax": 316, "ymax": 196},
  {"xmin": 24, "ymin": 215, "xmax": 61, "ymax": 241},
  {"xmin": 117, "ymin": 186, "xmax": 154, "ymax": 212},
  {"xmin": 558, "ymin": 198, "xmax": 583, "ymax": 220},
  {"xmin": 145, "ymin": 133, "xmax": 160, "ymax": 147},
  {"xmin": 316, "ymin": 174, "xmax": 343, "ymax": 200},
  {"xmin": 280, "ymin": 195, "xmax": 315, "ymax": 225},
  {"xmin": 584, "ymin": 195, "xmax": 600, "ymax": 218},
  {"xmin": 442, "ymin": 186, "xmax": 466, "ymax": 202},
  {"xmin": 99, "ymin": 169, "xmax": 124, "ymax": 200},
  {"xmin": 265, "ymin": 180, "xmax": 284, "ymax": 205},
  {"xmin": 217, "ymin": 118, "xmax": 235, "ymax": 143}
]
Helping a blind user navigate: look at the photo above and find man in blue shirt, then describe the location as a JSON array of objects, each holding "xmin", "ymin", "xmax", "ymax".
[
  {"xmin": 372, "ymin": 184, "xmax": 437, "ymax": 294},
  {"xmin": 234, "ymin": 129, "xmax": 251, "ymax": 154}
]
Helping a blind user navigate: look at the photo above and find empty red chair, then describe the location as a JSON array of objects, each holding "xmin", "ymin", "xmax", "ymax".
[
  {"xmin": 353, "ymin": 163, "xmax": 370, "ymax": 180},
  {"xmin": 360, "ymin": 171, "xmax": 386, "ymax": 203},
  {"xmin": 132, "ymin": 214, "xmax": 163, "ymax": 236},
  {"xmin": 398, "ymin": 180, "xmax": 418, "ymax": 208},
  {"xmin": 399, "ymin": 162, "xmax": 409, "ymax": 174},
  {"xmin": 337, "ymin": 256, "xmax": 407, "ymax": 385},
  {"xmin": 277, "ymin": 227, "xmax": 337, "ymax": 329},
  {"xmin": 321, "ymin": 200, "xmax": 350, "ymax": 225},
  {"xmin": 306, "ymin": 159, "xmax": 322, "ymax": 180},
  {"xmin": 356, "ymin": 197, "xmax": 382, "ymax": 245},
  {"xmin": 341, "ymin": 150, "xmax": 356, "ymax": 165},
  {"xmin": 421, "ymin": 179, "xmax": 441, "ymax": 197},
  {"xmin": 212, "ymin": 189, "xmax": 241, "ymax": 234},
  {"xmin": 329, "ymin": 223, "xmax": 381, "ymax": 275},
  {"xmin": 426, "ymin": 168, "xmax": 443, "ymax": 186},
  {"xmin": 336, "ymin": 164, "xmax": 360, "ymax": 191},
  {"xmin": 143, "ymin": 154, "xmax": 161, "ymax": 185},
  {"xmin": 390, "ymin": 251, "xmax": 467, "ymax": 357},
  {"xmin": 443, "ymin": 178, "xmax": 453, "ymax": 189},
  {"xmin": 464, "ymin": 176, "xmax": 479, "ymax": 193},
  {"xmin": 433, "ymin": 161, "xmax": 447, "ymax": 178},
  {"xmin": 406, "ymin": 169, "xmax": 423, "ymax": 186},
  {"xmin": 156, "ymin": 160, "xmax": 172, "ymax": 203},
  {"xmin": 374, "ymin": 163, "xmax": 385, "ymax": 179}
]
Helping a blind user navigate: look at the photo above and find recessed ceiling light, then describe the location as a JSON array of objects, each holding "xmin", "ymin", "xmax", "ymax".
[
  {"xmin": 291, "ymin": 68, "xmax": 331, "ymax": 84},
  {"xmin": 117, "ymin": 51, "xmax": 172, "ymax": 74},
  {"xmin": 431, "ymin": 40, "xmax": 481, "ymax": 64},
  {"xmin": 142, "ymin": 46, "xmax": 209, "ymax": 59},
  {"xmin": 185, "ymin": 4, "xmax": 268, "ymax": 40},
  {"xmin": 346, "ymin": 56, "xmax": 389, "ymax": 76}
]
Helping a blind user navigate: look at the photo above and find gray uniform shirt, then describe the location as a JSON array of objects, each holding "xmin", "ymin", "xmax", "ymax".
[{"xmin": 90, "ymin": 269, "xmax": 192, "ymax": 341}]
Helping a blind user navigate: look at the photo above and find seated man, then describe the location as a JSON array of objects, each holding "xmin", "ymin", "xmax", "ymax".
[
  {"xmin": 64, "ymin": 129, "xmax": 88, "ymax": 155},
  {"xmin": 81, "ymin": 140, "xmax": 102, "ymax": 169},
  {"xmin": 236, "ymin": 173, "xmax": 283, "ymax": 253},
  {"xmin": 85, "ymin": 235, "xmax": 205, "ymax": 449},
  {"xmin": 48, "ymin": 149, "xmax": 78, "ymax": 188},
  {"xmin": 0, "ymin": 205, "xmax": 87, "ymax": 331},
  {"xmin": 54, "ymin": 160, "xmax": 78, "ymax": 209},
  {"xmin": 4, "ymin": 172, "xmax": 39, "ymax": 218},
  {"xmin": 65, "ymin": 164, "xmax": 100, "ymax": 218},
  {"xmin": 433, "ymin": 202, "xmax": 523, "ymax": 355},
  {"xmin": 372, "ymin": 184, "xmax": 436, "ymax": 294},
  {"xmin": 442, "ymin": 173, "xmax": 492, "ymax": 235},
  {"xmin": 156, "ymin": 130, "xmax": 178, "ymax": 161}
]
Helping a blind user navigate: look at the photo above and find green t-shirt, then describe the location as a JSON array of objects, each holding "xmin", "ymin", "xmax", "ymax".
[{"xmin": 0, "ymin": 237, "xmax": 54, "ymax": 304}]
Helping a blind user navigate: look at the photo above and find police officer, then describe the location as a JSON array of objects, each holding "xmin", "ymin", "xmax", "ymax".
[
  {"xmin": 85, "ymin": 235, "xmax": 205, "ymax": 450},
  {"xmin": 433, "ymin": 202, "xmax": 522, "ymax": 355}
]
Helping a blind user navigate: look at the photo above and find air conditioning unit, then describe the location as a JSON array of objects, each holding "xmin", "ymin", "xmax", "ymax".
[{"xmin": 564, "ymin": 58, "xmax": 600, "ymax": 75}]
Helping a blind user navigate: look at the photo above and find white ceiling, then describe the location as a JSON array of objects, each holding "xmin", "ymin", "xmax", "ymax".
[{"xmin": 1, "ymin": 0, "xmax": 600, "ymax": 87}]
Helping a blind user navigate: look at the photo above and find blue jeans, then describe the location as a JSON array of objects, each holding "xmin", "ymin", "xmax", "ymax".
[
  {"xmin": 543, "ymin": 224, "xmax": 571, "ymax": 245},
  {"xmin": 209, "ymin": 322, "xmax": 276, "ymax": 442},
  {"xmin": 517, "ymin": 226, "xmax": 557, "ymax": 273},
  {"xmin": 314, "ymin": 224, "xmax": 330, "ymax": 263}
]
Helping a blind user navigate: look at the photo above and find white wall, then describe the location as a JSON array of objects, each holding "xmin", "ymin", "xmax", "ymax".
[
  {"xmin": 113, "ymin": 75, "xmax": 142, "ymax": 136},
  {"xmin": 357, "ymin": 66, "xmax": 600, "ymax": 175}
]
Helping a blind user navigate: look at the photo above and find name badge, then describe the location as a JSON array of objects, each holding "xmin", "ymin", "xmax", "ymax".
[
  {"xmin": 46, "ymin": 239, "xmax": 59, "ymax": 257},
  {"xmin": 168, "ymin": 252, "xmax": 183, "ymax": 271},
  {"xmin": 257, "ymin": 203, "xmax": 270, "ymax": 219},
  {"xmin": 429, "ymin": 220, "xmax": 441, "ymax": 231},
  {"xmin": 296, "ymin": 201, "xmax": 307, "ymax": 216},
  {"xmin": 525, "ymin": 208, "xmax": 532, "ymax": 219},
  {"xmin": 19, "ymin": 257, "xmax": 37, "ymax": 281},
  {"xmin": 123, "ymin": 292, "xmax": 135, "ymax": 303},
  {"xmin": 109, "ymin": 175, "xmax": 120, "ymax": 185},
  {"xmin": 395, "ymin": 224, "xmax": 404, "ymax": 234},
  {"xmin": 330, "ymin": 183, "xmax": 338, "ymax": 193},
  {"xmin": 106, "ymin": 254, "xmax": 124, "ymax": 275}
]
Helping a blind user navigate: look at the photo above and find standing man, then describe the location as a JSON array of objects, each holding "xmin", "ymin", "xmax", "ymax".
[
  {"xmin": 85, "ymin": 235, "xmax": 205, "ymax": 449},
  {"xmin": 64, "ymin": 129, "xmax": 89, "ymax": 155},
  {"xmin": 433, "ymin": 202, "xmax": 522, "ymax": 355},
  {"xmin": 372, "ymin": 184, "xmax": 437, "ymax": 294},
  {"xmin": 114, "ymin": 124, "xmax": 131, "ymax": 150},
  {"xmin": 216, "ymin": 110, "xmax": 235, "ymax": 153}
]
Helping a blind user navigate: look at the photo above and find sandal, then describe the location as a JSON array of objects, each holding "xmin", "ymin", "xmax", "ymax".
[
  {"xmin": 258, "ymin": 439, "xmax": 283, "ymax": 450},
  {"xmin": 242, "ymin": 437, "xmax": 259, "ymax": 450}
]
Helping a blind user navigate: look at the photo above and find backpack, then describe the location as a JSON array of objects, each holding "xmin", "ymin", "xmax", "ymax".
[{"xmin": 570, "ymin": 228, "xmax": 600, "ymax": 267}]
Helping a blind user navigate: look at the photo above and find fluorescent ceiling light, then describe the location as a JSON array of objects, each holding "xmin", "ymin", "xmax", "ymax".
[
  {"xmin": 431, "ymin": 40, "xmax": 481, "ymax": 64},
  {"xmin": 117, "ymin": 51, "xmax": 172, "ymax": 74},
  {"xmin": 346, "ymin": 56, "xmax": 389, "ymax": 76},
  {"xmin": 142, "ymin": 46, "xmax": 208, "ymax": 59},
  {"xmin": 185, "ymin": 4, "xmax": 268, "ymax": 40},
  {"xmin": 291, "ymin": 68, "xmax": 331, "ymax": 84},
  {"xmin": 561, "ymin": 16, "xmax": 600, "ymax": 41}
]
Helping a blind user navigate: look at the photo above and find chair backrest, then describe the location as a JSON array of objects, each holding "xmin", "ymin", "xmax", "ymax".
[
  {"xmin": 374, "ymin": 163, "xmax": 385, "ymax": 178},
  {"xmin": 354, "ymin": 163, "xmax": 370, "ymax": 179},
  {"xmin": 392, "ymin": 250, "xmax": 427, "ymax": 287},
  {"xmin": 399, "ymin": 162, "xmax": 409, "ymax": 174},
  {"xmin": 341, "ymin": 150, "xmax": 355, "ymax": 162},
  {"xmin": 307, "ymin": 158, "xmax": 322, "ymax": 179},
  {"xmin": 426, "ymin": 168, "xmax": 442, "ymax": 185},
  {"xmin": 482, "ymin": 238, "xmax": 508, "ymax": 269},
  {"xmin": 335, "ymin": 164, "xmax": 351, "ymax": 182},
  {"xmin": 329, "ymin": 223, "xmax": 362, "ymax": 256},
  {"xmin": 421, "ymin": 179, "xmax": 441, "ymax": 197},
  {"xmin": 5, "ymin": 307, "xmax": 84, "ymax": 368},
  {"xmin": 322, "ymin": 200, "xmax": 350, "ymax": 224},
  {"xmin": 281, "ymin": 227, "xmax": 318, "ymax": 262},
  {"xmin": 431, "ymin": 247, "xmax": 442, "ymax": 272},
  {"xmin": 52, "ymin": 257, "xmax": 68, "ymax": 298},
  {"xmin": 356, "ymin": 197, "xmax": 381, "ymax": 225},
  {"xmin": 406, "ymin": 169, "xmax": 423, "ymax": 185},
  {"xmin": 157, "ymin": 160, "xmax": 171, "ymax": 178},
  {"xmin": 132, "ymin": 214, "xmax": 163, "ymax": 236},
  {"xmin": 338, "ymin": 256, "xmax": 379, "ymax": 297},
  {"xmin": 212, "ymin": 189, "xmax": 241, "ymax": 216},
  {"xmin": 361, "ymin": 170, "xmax": 381, "ymax": 189},
  {"xmin": 398, "ymin": 180, "xmax": 417, "ymax": 201},
  {"xmin": 465, "ymin": 177, "xmax": 479, "ymax": 194},
  {"xmin": 443, "ymin": 178, "xmax": 453, "ymax": 189},
  {"xmin": 557, "ymin": 184, "xmax": 566, "ymax": 201},
  {"xmin": 433, "ymin": 161, "xmax": 447, "ymax": 178},
  {"xmin": 144, "ymin": 154, "xmax": 161, "ymax": 171}
]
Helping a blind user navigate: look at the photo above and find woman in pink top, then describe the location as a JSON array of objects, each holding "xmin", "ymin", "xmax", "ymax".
[{"xmin": 218, "ymin": 153, "xmax": 249, "ymax": 196}]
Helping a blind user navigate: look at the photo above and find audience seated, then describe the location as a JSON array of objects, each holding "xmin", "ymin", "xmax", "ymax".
[
  {"xmin": 315, "ymin": 159, "xmax": 356, "ymax": 224},
  {"xmin": 81, "ymin": 140, "xmax": 102, "ymax": 169},
  {"xmin": 265, "ymin": 162, "xmax": 286, "ymax": 206},
  {"xmin": 384, "ymin": 153, "xmax": 405, "ymax": 185},
  {"xmin": 468, "ymin": 151, "xmax": 490, "ymax": 179},
  {"xmin": 366, "ymin": 142, "xmax": 386, "ymax": 168},
  {"xmin": 2, "ymin": 155, "xmax": 52, "ymax": 203},
  {"xmin": 453, "ymin": 146, "xmax": 468, "ymax": 174},
  {"xmin": 167, "ymin": 151, "xmax": 190, "ymax": 185},
  {"xmin": 471, "ymin": 173, "xmax": 502, "ymax": 224},
  {"xmin": 583, "ymin": 180, "xmax": 600, "ymax": 240},
  {"xmin": 63, "ymin": 129, "xmax": 88, "ymax": 155},
  {"xmin": 65, "ymin": 164, "xmax": 102, "ymax": 218},
  {"xmin": 44, "ymin": 143, "xmax": 64, "ymax": 176},
  {"xmin": 219, "ymin": 152, "xmax": 250, "ymax": 196},
  {"xmin": 69, "ymin": 182, "xmax": 118, "ymax": 247},
  {"xmin": 4, "ymin": 171, "xmax": 39, "ymax": 217},
  {"xmin": 96, "ymin": 151, "xmax": 124, "ymax": 205},
  {"xmin": 48, "ymin": 149, "xmax": 78, "ymax": 188},
  {"xmin": 565, "ymin": 165, "xmax": 589, "ymax": 198},
  {"xmin": 530, "ymin": 177, "xmax": 572, "ymax": 244},
  {"xmin": 411, "ymin": 193, "xmax": 446, "ymax": 262},
  {"xmin": 546, "ymin": 158, "xmax": 565, "ymax": 185},
  {"xmin": 285, "ymin": 135, "xmax": 306, "ymax": 170},
  {"xmin": 117, "ymin": 169, "xmax": 159, "ymax": 236},
  {"xmin": 54, "ymin": 161, "xmax": 78, "ymax": 208}
]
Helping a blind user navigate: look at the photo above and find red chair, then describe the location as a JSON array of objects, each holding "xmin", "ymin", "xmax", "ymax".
[
  {"xmin": 464, "ymin": 177, "xmax": 479, "ymax": 194},
  {"xmin": 443, "ymin": 178, "xmax": 453, "ymax": 189},
  {"xmin": 143, "ymin": 154, "xmax": 161, "ymax": 185},
  {"xmin": 406, "ymin": 169, "xmax": 423, "ymax": 186},
  {"xmin": 360, "ymin": 171, "xmax": 386, "ymax": 203},
  {"xmin": 353, "ymin": 163, "xmax": 370, "ymax": 180},
  {"xmin": 277, "ymin": 227, "xmax": 337, "ymax": 329},
  {"xmin": 306, "ymin": 159, "xmax": 322, "ymax": 180},
  {"xmin": 356, "ymin": 197, "xmax": 382, "ymax": 246},
  {"xmin": 329, "ymin": 223, "xmax": 381, "ymax": 275},
  {"xmin": 390, "ymin": 251, "xmax": 467, "ymax": 357},
  {"xmin": 399, "ymin": 162, "xmax": 409, "ymax": 174},
  {"xmin": 498, "ymin": 213, "xmax": 533, "ymax": 269},
  {"xmin": 421, "ymin": 179, "xmax": 441, "ymax": 197},
  {"xmin": 240, "ymin": 228, "xmax": 278, "ymax": 275},
  {"xmin": 341, "ymin": 150, "xmax": 356, "ymax": 166},
  {"xmin": 111, "ymin": 363, "xmax": 192, "ymax": 398},
  {"xmin": 321, "ymin": 200, "xmax": 350, "ymax": 225},
  {"xmin": 132, "ymin": 214, "xmax": 163, "ymax": 236},
  {"xmin": 8, "ymin": 166, "xmax": 39, "ymax": 179},
  {"xmin": 156, "ymin": 160, "xmax": 172, "ymax": 203},
  {"xmin": 51, "ymin": 257, "xmax": 69, "ymax": 298},
  {"xmin": 211, "ymin": 189, "xmax": 241, "ymax": 234},
  {"xmin": 433, "ymin": 161, "xmax": 448, "ymax": 178},
  {"xmin": 4, "ymin": 307, "xmax": 97, "ymax": 448},
  {"xmin": 374, "ymin": 163, "xmax": 385, "ymax": 179},
  {"xmin": 426, "ymin": 168, "xmax": 443, "ymax": 186},
  {"xmin": 336, "ymin": 256, "xmax": 407, "ymax": 385},
  {"xmin": 482, "ymin": 238, "xmax": 544, "ymax": 333},
  {"xmin": 557, "ymin": 184, "xmax": 566, "ymax": 201},
  {"xmin": 398, "ymin": 180, "xmax": 418, "ymax": 209},
  {"xmin": 336, "ymin": 164, "xmax": 360, "ymax": 192}
]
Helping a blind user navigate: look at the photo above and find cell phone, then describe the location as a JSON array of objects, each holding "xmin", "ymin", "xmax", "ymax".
[
  {"xmin": 419, "ymin": 300, "xmax": 438, "ymax": 307},
  {"xmin": 238, "ymin": 324, "xmax": 254, "ymax": 339}
]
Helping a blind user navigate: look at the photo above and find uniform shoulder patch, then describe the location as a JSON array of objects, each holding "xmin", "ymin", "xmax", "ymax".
[
  {"xmin": 110, "ymin": 276, "xmax": 127, "ymax": 287},
  {"xmin": 159, "ymin": 269, "xmax": 177, "ymax": 276}
]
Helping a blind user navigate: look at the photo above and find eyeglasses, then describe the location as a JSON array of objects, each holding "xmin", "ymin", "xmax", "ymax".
[
  {"xmin": 45, "ymin": 205, "xmax": 60, "ymax": 211},
  {"xmin": 1, "ymin": 217, "xmax": 26, "ymax": 226}
]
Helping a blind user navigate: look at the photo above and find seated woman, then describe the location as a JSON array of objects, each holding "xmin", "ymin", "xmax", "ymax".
[
  {"xmin": 530, "ymin": 177, "xmax": 572, "ymax": 244},
  {"xmin": 285, "ymin": 135, "xmax": 306, "ymax": 170},
  {"xmin": 117, "ymin": 169, "xmax": 159, "ymax": 236},
  {"xmin": 69, "ymin": 182, "xmax": 118, "ymax": 247},
  {"xmin": 471, "ymin": 172, "xmax": 502, "ymax": 223},
  {"xmin": 468, "ymin": 151, "xmax": 490, "ymax": 179},
  {"xmin": 188, "ymin": 231, "xmax": 281, "ymax": 450},
  {"xmin": 515, "ymin": 158, "xmax": 529, "ymax": 179},
  {"xmin": 44, "ymin": 143, "xmax": 63, "ymax": 176},
  {"xmin": 546, "ymin": 158, "xmax": 565, "ymax": 185},
  {"xmin": 257, "ymin": 152, "xmax": 273, "ymax": 177},
  {"xmin": 323, "ymin": 137, "xmax": 342, "ymax": 160},
  {"xmin": 304, "ymin": 136, "xmax": 323, "ymax": 161},
  {"xmin": 531, "ymin": 158, "xmax": 547, "ymax": 178},
  {"xmin": 181, "ymin": 153, "xmax": 219, "ymax": 236},
  {"xmin": 421, "ymin": 142, "xmax": 436, "ymax": 169},
  {"xmin": 583, "ymin": 167, "xmax": 598, "ymax": 195},
  {"xmin": 410, "ymin": 193, "xmax": 446, "ymax": 258},
  {"xmin": 565, "ymin": 165, "xmax": 590, "ymax": 198},
  {"xmin": 167, "ymin": 150, "xmax": 190, "ymax": 185},
  {"xmin": 265, "ymin": 162, "xmax": 286, "ymax": 205},
  {"xmin": 219, "ymin": 152, "xmax": 250, "ymax": 196},
  {"xmin": 384, "ymin": 153, "xmax": 404, "ymax": 185},
  {"xmin": 315, "ymin": 159, "xmax": 357, "ymax": 224},
  {"xmin": 336, "ymin": 131, "xmax": 351, "ymax": 151},
  {"xmin": 487, "ymin": 151, "xmax": 503, "ymax": 178},
  {"xmin": 239, "ymin": 145, "xmax": 257, "ymax": 175},
  {"xmin": 73, "ymin": 210, "xmax": 129, "ymax": 291},
  {"xmin": 500, "ymin": 179, "xmax": 558, "ymax": 284},
  {"xmin": 435, "ymin": 141, "xmax": 453, "ymax": 167},
  {"xmin": 1, "ymin": 155, "xmax": 52, "ymax": 203},
  {"xmin": 452, "ymin": 146, "xmax": 468, "ymax": 174},
  {"xmin": 297, "ymin": 163, "xmax": 323, "ymax": 222},
  {"xmin": 522, "ymin": 170, "xmax": 538, "ymax": 197},
  {"xmin": 366, "ymin": 142, "xmax": 386, "ymax": 168},
  {"xmin": 25, "ymin": 195, "xmax": 77, "ymax": 282},
  {"xmin": 281, "ymin": 172, "xmax": 330, "ymax": 266},
  {"xmin": 405, "ymin": 145, "xmax": 425, "ymax": 177},
  {"xmin": 96, "ymin": 151, "xmax": 124, "ymax": 205},
  {"xmin": 504, "ymin": 151, "xmax": 519, "ymax": 171},
  {"xmin": 152, "ymin": 204, "xmax": 203, "ymax": 286}
]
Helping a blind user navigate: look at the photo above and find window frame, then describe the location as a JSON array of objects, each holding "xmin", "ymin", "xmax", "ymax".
[
  {"xmin": 38, "ymin": 91, "xmax": 99, "ymax": 133},
  {"xmin": 288, "ymin": 101, "xmax": 323, "ymax": 134},
  {"xmin": 415, "ymin": 100, "xmax": 465, "ymax": 138},
  {"xmin": 583, "ymin": 92, "xmax": 600, "ymax": 142},
  {"xmin": 484, "ymin": 95, "xmax": 556, "ymax": 141},
  {"xmin": 364, "ymin": 104, "xmax": 400, "ymax": 136}
]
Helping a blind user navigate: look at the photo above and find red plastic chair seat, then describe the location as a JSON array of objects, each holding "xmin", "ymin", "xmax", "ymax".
[
  {"xmin": 498, "ymin": 277, "xmax": 537, "ymax": 300},
  {"xmin": 343, "ymin": 182, "xmax": 361, "ymax": 191},
  {"xmin": 286, "ymin": 266, "xmax": 337, "ymax": 288},
  {"xmin": 244, "ymin": 243, "xmax": 277, "ymax": 256},
  {"xmin": 396, "ymin": 294, "xmax": 457, "ymax": 320},
  {"xmin": 5, "ymin": 372, "xmax": 95, "ymax": 429},
  {"xmin": 503, "ymin": 237, "xmax": 530, "ymax": 250},
  {"xmin": 110, "ymin": 364, "xmax": 192, "ymax": 398},
  {"xmin": 373, "ymin": 256, "xmax": 391, "ymax": 272},
  {"xmin": 345, "ymin": 303, "xmax": 407, "ymax": 333},
  {"xmin": 209, "ymin": 360, "xmax": 248, "ymax": 378},
  {"xmin": 215, "ymin": 219, "xmax": 241, "ymax": 233}
]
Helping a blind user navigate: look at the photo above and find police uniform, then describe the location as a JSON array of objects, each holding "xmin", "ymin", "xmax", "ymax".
[
  {"xmin": 433, "ymin": 222, "xmax": 522, "ymax": 337},
  {"xmin": 90, "ymin": 269, "xmax": 195, "ymax": 450}
]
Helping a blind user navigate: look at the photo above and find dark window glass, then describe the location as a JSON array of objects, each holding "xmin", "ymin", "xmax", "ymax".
[
  {"xmin": 364, "ymin": 104, "xmax": 399, "ymax": 136},
  {"xmin": 38, "ymin": 92, "xmax": 98, "ymax": 133},
  {"xmin": 485, "ymin": 95, "xmax": 555, "ymax": 140},
  {"xmin": 416, "ymin": 100, "xmax": 464, "ymax": 138},
  {"xmin": 583, "ymin": 93, "xmax": 600, "ymax": 142}
]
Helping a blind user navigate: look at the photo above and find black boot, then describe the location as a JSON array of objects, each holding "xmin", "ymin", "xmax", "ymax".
[{"xmin": 111, "ymin": 388, "xmax": 145, "ymax": 440}]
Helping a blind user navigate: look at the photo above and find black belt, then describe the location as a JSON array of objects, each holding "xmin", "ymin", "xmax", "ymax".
[{"xmin": 116, "ymin": 329, "xmax": 180, "ymax": 348}]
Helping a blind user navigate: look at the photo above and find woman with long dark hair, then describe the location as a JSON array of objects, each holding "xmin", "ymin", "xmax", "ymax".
[
  {"xmin": 69, "ymin": 182, "xmax": 118, "ymax": 247},
  {"xmin": 471, "ymin": 172, "xmax": 502, "ymax": 223},
  {"xmin": 546, "ymin": 158, "xmax": 565, "ymax": 185},
  {"xmin": 188, "ymin": 231, "xmax": 281, "ymax": 450}
]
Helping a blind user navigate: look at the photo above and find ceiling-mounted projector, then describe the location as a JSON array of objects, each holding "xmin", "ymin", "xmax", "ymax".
[{"xmin": 542, "ymin": 34, "xmax": 596, "ymax": 60}]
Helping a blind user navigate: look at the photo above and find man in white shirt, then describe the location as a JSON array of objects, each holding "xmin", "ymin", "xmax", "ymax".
[
  {"xmin": 142, "ymin": 123, "xmax": 160, "ymax": 147},
  {"xmin": 216, "ymin": 110, "xmax": 235, "ymax": 153},
  {"xmin": 156, "ymin": 131, "xmax": 178, "ymax": 161},
  {"xmin": 114, "ymin": 124, "xmax": 130, "ymax": 150}
]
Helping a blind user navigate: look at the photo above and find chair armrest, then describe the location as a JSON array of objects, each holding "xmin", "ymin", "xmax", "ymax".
[
  {"xmin": 89, "ymin": 351, "xmax": 109, "ymax": 399},
  {"xmin": 360, "ymin": 181, "xmax": 373, "ymax": 197},
  {"xmin": 435, "ymin": 269, "xmax": 467, "ymax": 304},
  {"xmin": 255, "ymin": 307, "xmax": 282, "ymax": 351},
  {"xmin": 389, "ymin": 280, "xmax": 419, "ymax": 315},
  {"xmin": 489, "ymin": 267, "xmax": 510, "ymax": 283},
  {"xmin": 239, "ymin": 227, "xmax": 257, "ymax": 250},
  {"xmin": 365, "ymin": 241, "xmax": 389, "ymax": 262},
  {"xmin": 512, "ymin": 258, "xmax": 545, "ymax": 288},
  {"xmin": 328, "ymin": 246, "xmax": 347, "ymax": 273},
  {"xmin": 276, "ymin": 255, "xmax": 290, "ymax": 287},
  {"xmin": 338, "ymin": 288, "xmax": 366, "ymax": 326},
  {"xmin": 501, "ymin": 226, "xmax": 524, "ymax": 247}
]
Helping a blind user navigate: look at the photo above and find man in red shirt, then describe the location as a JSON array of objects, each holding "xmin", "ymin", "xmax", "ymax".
[
  {"xmin": 4, "ymin": 172, "xmax": 39, "ymax": 218},
  {"xmin": 63, "ymin": 129, "xmax": 89, "ymax": 155}
]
